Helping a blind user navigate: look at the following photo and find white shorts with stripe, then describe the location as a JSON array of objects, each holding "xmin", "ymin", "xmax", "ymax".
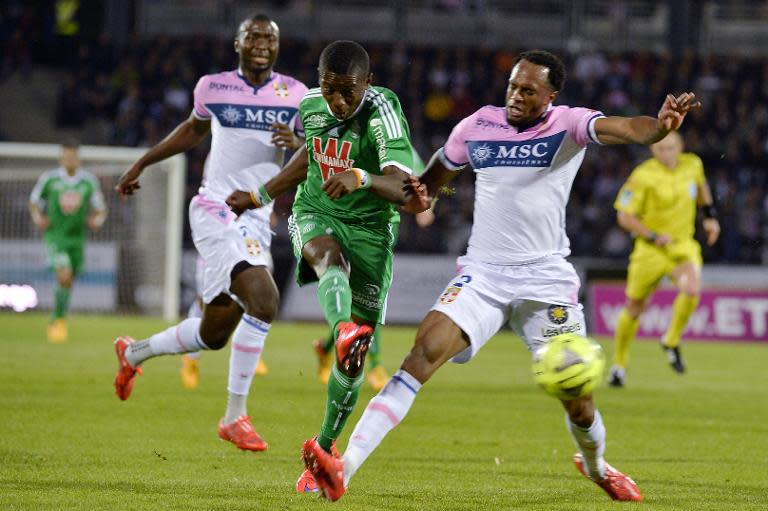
[
  {"xmin": 189, "ymin": 193, "xmax": 273, "ymax": 304},
  {"xmin": 430, "ymin": 254, "xmax": 586, "ymax": 363}
]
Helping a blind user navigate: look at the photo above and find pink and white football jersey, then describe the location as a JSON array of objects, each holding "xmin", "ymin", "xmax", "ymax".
[
  {"xmin": 193, "ymin": 69, "xmax": 307, "ymax": 220},
  {"xmin": 440, "ymin": 104, "xmax": 604, "ymax": 265}
]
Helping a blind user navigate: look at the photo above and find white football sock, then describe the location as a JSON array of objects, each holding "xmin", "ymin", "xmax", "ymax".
[
  {"xmin": 566, "ymin": 409, "xmax": 606, "ymax": 480},
  {"xmin": 125, "ymin": 318, "xmax": 206, "ymax": 367},
  {"xmin": 342, "ymin": 369, "xmax": 422, "ymax": 487},
  {"xmin": 223, "ymin": 314, "xmax": 269, "ymax": 424},
  {"xmin": 184, "ymin": 299, "xmax": 203, "ymax": 359}
]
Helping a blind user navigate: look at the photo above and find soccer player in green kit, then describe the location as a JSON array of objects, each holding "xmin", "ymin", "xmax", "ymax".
[
  {"xmin": 226, "ymin": 40, "xmax": 428, "ymax": 493},
  {"xmin": 29, "ymin": 141, "xmax": 107, "ymax": 342}
]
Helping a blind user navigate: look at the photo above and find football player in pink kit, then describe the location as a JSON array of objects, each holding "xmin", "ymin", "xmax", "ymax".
[
  {"xmin": 302, "ymin": 50, "xmax": 701, "ymax": 501},
  {"xmin": 112, "ymin": 14, "xmax": 307, "ymax": 452}
]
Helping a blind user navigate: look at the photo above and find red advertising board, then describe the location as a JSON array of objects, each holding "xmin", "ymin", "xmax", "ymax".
[{"xmin": 588, "ymin": 282, "xmax": 768, "ymax": 342}]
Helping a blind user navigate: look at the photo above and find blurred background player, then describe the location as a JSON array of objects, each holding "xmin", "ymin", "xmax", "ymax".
[
  {"xmin": 302, "ymin": 50, "xmax": 700, "ymax": 503},
  {"xmin": 29, "ymin": 141, "xmax": 107, "ymax": 343},
  {"xmin": 608, "ymin": 131, "xmax": 720, "ymax": 387},
  {"xmin": 112, "ymin": 14, "xmax": 307, "ymax": 452},
  {"xmin": 226, "ymin": 39, "xmax": 427, "ymax": 492}
]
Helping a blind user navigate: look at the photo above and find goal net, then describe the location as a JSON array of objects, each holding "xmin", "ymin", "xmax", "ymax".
[{"xmin": 0, "ymin": 142, "xmax": 185, "ymax": 321}]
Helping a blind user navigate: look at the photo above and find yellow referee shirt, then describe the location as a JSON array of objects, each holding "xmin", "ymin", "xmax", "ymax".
[{"xmin": 614, "ymin": 152, "xmax": 705, "ymax": 242}]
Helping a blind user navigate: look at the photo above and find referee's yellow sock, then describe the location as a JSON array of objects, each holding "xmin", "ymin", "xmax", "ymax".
[
  {"xmin": 663, "ymin": 293, "xmax": 699, "ymax": 348},
  {"xmin": 613, "ymin": 308, "xmax": 639, "ymax": 368}
]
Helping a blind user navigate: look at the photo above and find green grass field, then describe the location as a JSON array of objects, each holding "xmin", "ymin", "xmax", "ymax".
[{"xmin": 1, "ymin": 313, "xmax": 766, "ymax": 510}]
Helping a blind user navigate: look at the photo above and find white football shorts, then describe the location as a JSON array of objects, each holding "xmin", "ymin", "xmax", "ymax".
[
  {"xmin": 430, "ymin": 254, "xmax": 586, "ymax": 363},
  {"xmin": 189, "ymin": 193, "xmax": 273, "ymax": 304}
]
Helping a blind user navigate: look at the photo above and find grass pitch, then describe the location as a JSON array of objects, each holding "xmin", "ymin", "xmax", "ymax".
[{"xmin": 1, "ymin": 312, "xmax": 766, "ymax": 510}]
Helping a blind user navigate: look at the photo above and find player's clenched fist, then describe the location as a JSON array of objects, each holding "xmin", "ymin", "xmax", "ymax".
[
  {"xmin": 401, "ymin": 175, "xmax": 430, "ymax": 214},
  {"xmin": 116, "ymin": 165, "xmax": 143, "ymax": 196},
  {"xmin": 226, "ymin": 190, "xmax": 253, "ymax": 216}
]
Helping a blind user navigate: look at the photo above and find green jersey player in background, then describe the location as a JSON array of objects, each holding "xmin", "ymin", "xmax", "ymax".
[
  {"xmin": 226, "ymin": 40, "xmax": 428, "ymax": 493},
  {"xmin": 29, "ymin": 141, "xmax": 107, "ymax": 343}
]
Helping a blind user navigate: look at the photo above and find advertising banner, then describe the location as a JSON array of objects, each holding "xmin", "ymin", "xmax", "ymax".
[{"xmin": 589, "ymin": 282, "xmax": 768, "ymax": 342}]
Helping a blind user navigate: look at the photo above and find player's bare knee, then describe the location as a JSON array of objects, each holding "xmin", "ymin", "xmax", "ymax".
[
  {"xmin": 199, "ymin": 330, "xmax": 228, "ymax": 350},
  {"xmin": 243, "ymin": 292, "xmax": 279, "ymax": 323},
  {"xmin": 626, "ymin": 299, "xmax": 645, "ymax": 318}
]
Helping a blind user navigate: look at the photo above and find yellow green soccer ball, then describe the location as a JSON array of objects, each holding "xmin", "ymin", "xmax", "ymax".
[{"xmin": 531, "ymin": 333, "xmax": 606, "ymax": 400}]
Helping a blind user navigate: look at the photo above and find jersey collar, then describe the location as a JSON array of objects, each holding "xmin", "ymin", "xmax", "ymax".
[
  {"xmin": 513, "ymin": 103, "xmax": 553, "ymax": 133},
  {"xmin": 326, "ymin": 88, "xmax": 369, "ymax": 121},
  {"xmin": 237, "ymin": 67, "xmax": 275, "ymax": 94},
  {"xmin": 56, "ymin": 167, "xmax": 84, "ymax": 182}
]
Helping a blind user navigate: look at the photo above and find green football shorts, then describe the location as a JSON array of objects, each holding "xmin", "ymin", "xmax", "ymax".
[
  {"xmin": 288, "ymin": 212, "xmax": 399, "ymax": 325},
  {"xmin": 45, "ymin": 240, "xmax": 84, "ymax": 276}
]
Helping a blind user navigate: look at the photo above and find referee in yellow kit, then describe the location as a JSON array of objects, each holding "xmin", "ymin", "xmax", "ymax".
[{"xmin": 608, "ymin": 131, "xmax": 720, "ymax": 387}]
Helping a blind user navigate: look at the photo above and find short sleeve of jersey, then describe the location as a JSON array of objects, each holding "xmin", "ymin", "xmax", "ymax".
[
  {"xmin": 566, "ymin": 107, "xmax": 605, "ymax": 147},
  {"xmin": 440, "ymin": 112, "xmax": 478, "ymax": 170},
  {"xmin": 691, "ymin": 153, "xmax": 706, "ymax": 186},
  {"xmin": 614, "ymin": 166, "xmax": 647, "ymax": 215},
  {"xmin": 192, "ymin": 75, "xmax": 212, "ymax": 120},
  {"xmin": 367, "ymin": 89, "xmax": 416, "ymax": 174},
  {"xmin": 29, "ymin": 172, "xmax": 50, "ymax": 206}
]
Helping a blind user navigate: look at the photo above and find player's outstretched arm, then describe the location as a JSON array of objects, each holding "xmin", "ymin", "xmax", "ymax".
[
  {"xmin": 594, "ymin": 92, "xmax": 701, "ymax": 146},
  {"xmin": 116, "ymin": 114, "xmax": 210, "ymax": 196},
  {"xmin": 226, "ymin": 145, "xmax": 309, "ymax": 216}
]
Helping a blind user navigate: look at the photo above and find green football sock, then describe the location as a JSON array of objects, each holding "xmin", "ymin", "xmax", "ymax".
[
  {"xmin": 318, "ymin": 363, "xmax": 364, "ymax": 451},
  {"xmin": 367, "ymin": 325, "xmax": 382, "ymax": 368},
  {"xmin": 53, "ymin": 285, "xmax": 71, "ymax": 320},
  {"xmin": 321, "ymin": 330, "xmax": 334, "ymax": 353},
  {"xmin": 316, "ymin": 267, "xmax": 352, "ymax": 336}
]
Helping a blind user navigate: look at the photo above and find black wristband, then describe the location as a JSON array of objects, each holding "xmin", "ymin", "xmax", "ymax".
[
  {"xmin": 646, "ymin": 232, "xmax": 657, "ymax": 243},
  {"xmin": 702, "ymin": 204, "xmax": 718, "ymax": 220}
]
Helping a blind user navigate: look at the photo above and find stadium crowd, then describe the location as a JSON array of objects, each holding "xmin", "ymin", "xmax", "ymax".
[{"xmin": 4, "ymin": 5, "xmax": 765, "ymax": 262}]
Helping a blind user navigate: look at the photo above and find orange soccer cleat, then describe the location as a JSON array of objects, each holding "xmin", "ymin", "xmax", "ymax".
[
  {"xmin": 180, "ymin": 354, "xmax": 200, "ymax": 390},
  {"xmin": 301, "ymin": 438, "xmax": 346, "ymax": 501},
  {"xmin": 335, "ymin": 322, "xmax": 374, "ymax": 373},
  {"xmin": 296, "ymin": 441, "xmax": 340, "ymax": 493},
  {"xmin": 114, "ymin": 336, "xmax": 142, "ymax": 400},
  {"xmin": 47, "ymin": 319, "xmax": 68, "ymax": 343},
  {"xmin": 255, "ymin": 358, "xmax": 269, "ymax": 376},
  {"xmin": 312, "ymin": 338, "xmax": 332, "ymax": 385},
  {"xmin": 218, "ymin": 415, "xmax": 268, "ymax": 452},
  {"xmin": 366, "ymin": 365, "xmax": 389, "ymax": 392},
  {"xmin": 573, "ymin": 453, "xmax": 643, "ymax": 501}
]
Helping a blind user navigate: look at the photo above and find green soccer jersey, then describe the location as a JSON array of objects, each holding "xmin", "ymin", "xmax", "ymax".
[
  {"xmin": 294, "ymin": 86, "xmax": 418, "ymax": 224},
  {"xmin": 30, "ymin": 168, "xmax": 105, "ymax": 245}
]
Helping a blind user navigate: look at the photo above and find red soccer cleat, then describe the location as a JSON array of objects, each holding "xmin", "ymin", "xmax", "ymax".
[
  {"xmin": 573, "ymin": 453, "xmax": 643, "ymax": 501},
  {"xmin": 114, "ymin": 336, "xmax": 142, "ymax": 401},
  {"xmin": 301, "ymin": 438, "xmax": 346, "ymax": 501},
  {"xmin": 335, "ymin": 322, "xmax": 374, "ymax": 373},
  {"xmin": 296, "ymin": 441, "xmax": 340, "ymax": 493},
  {"xmin": 218, "ymin": 415, "xmax": 268, "ymax": 451}
]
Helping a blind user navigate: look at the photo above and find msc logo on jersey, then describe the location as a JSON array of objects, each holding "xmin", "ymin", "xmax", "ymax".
[
  {"xmin": 467, "ymin": 131, "xmax": 566, "ymax": 169},
  {"xmin": 312, "ymin": 137, "xmax": 355, "ymax": 181},
  {"xmin": 206, "ymin": 103, "xmax": 297, "ymax": 131}
]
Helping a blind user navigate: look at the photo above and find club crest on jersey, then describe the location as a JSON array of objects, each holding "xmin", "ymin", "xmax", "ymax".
[
  {"xmin": 305, "ymin": 114, "xmax": 328, "ymax": 129},
  {"xmin": 206, "ymin": 103, "xmax": 297, "ymax": 131},
  {"xmin": 439, "ymin": 275, "xmax": 471, "ymax": 304},
  {"xmin": 273, "ymin": 82, "xmax": 289, "ymax": 97},
  {"xmin": 58, "ymin": 190, "xmax": 83, "ymax": 214},
  {"xmin": 312, "ymin": 137, "xmax": 355, "ymax": 181},
  {"xmin": 467, "ymin": 131, "xmax": 566, "ymax": 169}
]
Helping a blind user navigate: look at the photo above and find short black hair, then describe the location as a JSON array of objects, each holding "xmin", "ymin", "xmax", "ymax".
[
  {"xmin": 238, "ymin": 13, "xmax": 273, "ymax": 34},
  {"xmin": 318, "ymin": 40, "xmax": 370, "ymax": 76},
  {"xmin": 513, "ymin": 50, "xmax": 566, "ymax": 91}
]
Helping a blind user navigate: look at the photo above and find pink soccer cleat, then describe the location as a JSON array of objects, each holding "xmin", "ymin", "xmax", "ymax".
[
  {"xmin": 573, "ymin": 453, "xmax": 643, "ymax": 501},
  {"xmin": 114, "ymin": 336, "xmax": 142, "ymax": 400},
  {"xmin": 296, "ymin": 441, "xmax": 340, "ymax": 493},
  {"xmin": 335, "ymin": 322, "xmax": 374, "ymax": 373},
  {"xmin": 218, "ymin": 416, "xmax": 268, "ymax": 451},
  {"xmin": 301, "ymin": 438, "xmax": 346, "ymax": 501}
]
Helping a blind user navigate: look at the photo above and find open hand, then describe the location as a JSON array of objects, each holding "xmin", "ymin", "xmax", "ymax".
[
  {"xmin": 271, "ymin": 122, "xmax": 302, "ymax": 150},
  {"xmin": 703, "ymin": 218, "xmax": 720, "ymax": 246}
]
